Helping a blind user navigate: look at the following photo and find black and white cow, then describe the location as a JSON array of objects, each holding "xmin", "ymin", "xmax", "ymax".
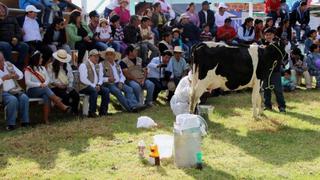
[{"xmin": 189, "ymin": 42, "xmax": 286, "ymax": 118}]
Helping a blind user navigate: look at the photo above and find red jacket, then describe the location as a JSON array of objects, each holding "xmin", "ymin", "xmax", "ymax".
[
  {"xmin": 265, "ymin": 0, "xmax": 280, "ymax": 14},
  {"xmin": 216, "ymin": 25, "xmax": 237, "ymax": 42}
]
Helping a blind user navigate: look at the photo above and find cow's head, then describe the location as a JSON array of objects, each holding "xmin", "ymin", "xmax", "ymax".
[{"xmin": 257, "ymin": 40, "xmax": 287, "ymax": 80}]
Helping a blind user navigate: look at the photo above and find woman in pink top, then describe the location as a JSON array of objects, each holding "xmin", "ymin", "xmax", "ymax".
[
  {"xmin": 112, "ymin": 0, "xmax": 130, "ymax": 27},
  {"xmin": 185, "ymin": 3, "xmax": 199, "ymax": 27}
]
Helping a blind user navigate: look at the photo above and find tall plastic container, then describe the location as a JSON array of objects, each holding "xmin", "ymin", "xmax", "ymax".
[
  {"xmin": 173, "ymin": 114, "xmax": 207, "ymax": 168},
  {"xmin": 174, "ymin": 128, "xmax": 202, "ymax": 168}
]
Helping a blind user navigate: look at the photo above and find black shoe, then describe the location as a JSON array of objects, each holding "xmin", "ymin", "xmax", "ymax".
[
  {"xmin": 132, "ymin": 104, "xmax": 147, "ymax": 112},
  {"xmin": 264, "ymin": 106, "xmax": 273, "ymax": 111},
  {"xmin": 21, "ymin": 122, "xmax": 31, "ymax": 128},
  {"xmin": 88, "ymin": 112, "xmax": 98, "ymax": 118},
  {"xmin": 99, "ymin": 112, "xmax": 114, "ymax": 116},
  {"xmin": 279, "ymin": 107, "xmax": 286, "ymax": 113},
  {"xmin": 6, "ymin": 125, "xmax": 15, "ymax": 131}
]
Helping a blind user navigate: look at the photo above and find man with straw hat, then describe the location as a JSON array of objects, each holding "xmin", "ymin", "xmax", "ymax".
[
  {"xmin": 166, "ymin": 46, "xmax": 190, "ymax": 100},
  {"xmin": 167, "ymin": 46, "xmax": 190, "ymax": 84},
  {"xmin": 47, "ymin": 49, "xmax": 80, "ymax": 114},
  {"xmin": 100, "ymin": 47, "xmax": 146, "ymax": 112},
  {"xmin": 79, "ymin": 49, "xmax": 110, "ymax": 118}
]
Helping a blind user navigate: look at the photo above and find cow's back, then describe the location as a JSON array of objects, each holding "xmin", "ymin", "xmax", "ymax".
[{"xmin": 194, "ymin": 43, "xmax": 259, "ymax": 90}]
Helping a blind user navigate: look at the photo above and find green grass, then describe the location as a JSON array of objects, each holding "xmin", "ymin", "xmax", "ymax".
[{"xmin": 1, "ymin": 90, "xmax": 320, "ymax": 179}]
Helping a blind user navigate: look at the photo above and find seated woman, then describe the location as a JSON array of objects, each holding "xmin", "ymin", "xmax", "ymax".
[
  {"xmin": 24, "ymin": 51, "xmax": 71, "ymax": 124},
  {"xmin": 66, "ymin": 10, "xmax": 94, "ymax": 65},
  {"xmin": 47, "ymin": 49, "xmax": 80, "ymax": 114},
  {"xmin": 289, "ymin": 48, "xmax": 312, "ymax": 89},
  {"xmin": 44, "ymin": 17, "xmax": 71, "ymax": 54}
]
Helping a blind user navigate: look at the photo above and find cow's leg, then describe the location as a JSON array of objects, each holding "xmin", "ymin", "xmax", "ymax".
[{"xmin": 252, "ymin": 79, "xmax": 262, "ymax": 119}]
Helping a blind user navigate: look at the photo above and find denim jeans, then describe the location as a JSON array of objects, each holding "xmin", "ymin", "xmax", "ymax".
[
  {"xmin": 95, "ymin": 41, "xmax": 121, "ymax": 52},
  {"xmin": 51, "ymin": 88, "xmax": 80, "ymax": 113},
  {"xmin": 263, "ymin": 72, "xmax": 286, "ymax": 109},
  {"xmin": 147, "ymin": 78, "xmax": 167, "ymax": 101},
  {"xmin": 127, "ymin": 80, "xmax": 154, "ymax": 104},
  {"xmin": 293, "ymin": 24, "xmax": 311, "ymax": 41},
  {"xmin": 104, "ymin": 83, "xmax": 139, "ymax": 111},
  {"xmin": 138, "ymin": 42, "xmax": 159, "ymax": 65},
  {"xmin": 27, "ymin": 87, "xmax": 54, "ymax": 105},
  {"xmin": 48, "ymin": 44, "xmax": 71, "ymax": 54},
  {"xmin": 2, "ymin": 92, "xmax": 29, "ymax": 126},
  {"xmin": 0, "ymin": 41, "xmax": 29, "ymax": 70},
  {"xmin": 79, "ymin": 86, "xmax": 110, "ymax": 115}
]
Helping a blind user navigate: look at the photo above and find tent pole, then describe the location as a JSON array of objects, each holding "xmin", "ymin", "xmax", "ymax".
[{"xmin": 248, "ymin": 1, "xmax": 253, "ymax": 17}]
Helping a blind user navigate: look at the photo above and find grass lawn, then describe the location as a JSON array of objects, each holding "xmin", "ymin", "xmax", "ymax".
[{"xmin": 0, "ymin": 90, "xmax": 320, "ymax": 179}]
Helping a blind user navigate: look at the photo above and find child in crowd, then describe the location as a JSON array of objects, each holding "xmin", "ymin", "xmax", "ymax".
[
  {"xmin": 139, "ymin": 16, "xmax": 155, "ymax": 45},
  {"xmin": 95, "ymin": 18, "xmax": 121, "ymax": 52},
  {"xmin": 282, "ymin": 69, "xmax": 296, "ymax": 91},
  {"xmin": 110, "ymin": 15, "xmax": 127, "ymax": 55},
  {"xmin": 172, "ymin": 28, "xmax": 190, "ymax": 61},
  {"xmin": 304, "ymin": 29, "xmax": 317, "ymax": 54},
  {"xmin": 200, "ymin": 24, "xmax": 213, "ymax": 41}
]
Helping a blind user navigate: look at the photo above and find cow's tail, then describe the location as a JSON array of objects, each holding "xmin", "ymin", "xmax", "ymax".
[{"xmin": 189, "ymin": 64, "xmax": 199, "ymax": 113}]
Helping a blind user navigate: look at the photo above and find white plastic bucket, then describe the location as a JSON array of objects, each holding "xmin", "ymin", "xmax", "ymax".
[
  {"xmin": 197, "ymin": 105, "xmax": 214, "ymax": 120},
  {"xmin": 153, "ymin": 134, "xmax": 174, "ymax": 159}
]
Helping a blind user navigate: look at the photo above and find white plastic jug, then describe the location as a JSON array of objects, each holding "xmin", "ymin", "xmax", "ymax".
[{"xmin": 153, "ymin": 134, "xmax": 174, "ymax": 159}]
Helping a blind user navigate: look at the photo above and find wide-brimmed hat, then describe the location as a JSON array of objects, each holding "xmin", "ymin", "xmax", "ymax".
[
  {"xmin": 25, "ymin": 5, "xmax": 41, "ymax": 13},
  {"xmin": 172, "ymin": 28, "xmax": 181, "ymax": 33},
  {"xmin": 173, "ymin": 46, "xmax": 184, "ymax": 53},
  {"xmin": 180, "ymin": 13, "xmax": 190, "ymax": 20},
  {"xmin": 100, "ymin": 48, "xmax": 122, "ymax": 60},
  {"xmin": 52, "ymin": 49, "xmax": 71, "ymax": 63},
  {"xmin": 89, "ymin": 49, "xmax": 99, "ymax": 56},
  {"xmin": 99, "ymin": 18, "xmax": 108, "ymax": 25}
]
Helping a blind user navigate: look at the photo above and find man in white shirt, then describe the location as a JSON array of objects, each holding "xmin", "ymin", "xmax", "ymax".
[
  {"xmin": 18, "ymin": 5, "xmax": 53, "ymax": 64},
  {"xmin": 79, "ymin": 49, "xmax": 110, "ymax": 118},
  {"xmin": 214, "ymin": 3, "xmax": 229, "ymax": 28},
  {"xmin": 101, "ymin": 48, "xmax": 145, "ymax": 112},
  {"xmin": 147, "ymin": 50, "xmax": 172, "ymax": 101},
  {"xmin": 0, "ymin": 52, "xmax": 30, "ymax": 131}
]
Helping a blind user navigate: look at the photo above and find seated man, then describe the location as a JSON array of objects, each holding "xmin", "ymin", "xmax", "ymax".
[
  {"xmin": 167, "ymin": 46, "xmax": 190, "ymax": 84},
  {"xmin": 79, "ymin": 49, "xmax": 110, "ymax": 118},
  {"xmin": 0, "ymin": 51, "xmax": 30, "ymax": 131},
  {"xmin": 123, "ymin": 15, "xmax": 159, "ymax": 65},
  {"xmin": 289, "ymin": 47, "xmax": 312, "ymax": 89},
  {"xmin": 237, "ymin": 17, "xmax": 255, "ymax": 44},
  {"xmin": 18, "ymin": 5, "xmax": 52, "ymax": 65},
  {"xmin": 216, "ymin": 18, "xmax": 237, "ymax": 44},
  {"xmin": 290, "ymin": 1, "xmax": 310, "ymax": 42},
  {"xmin": 0, "ymin": 2, "xmax": 29, "ymax": 70},
  {"xmin": 147, "ymin": 50, "xmax": 172, "ymax": 101},
  {"xmin": 100, "ymin": 48, "xmax": 145, "ymax": 112},
  {"xmin": 306, "ymin": 44, "xmax": 320, "ymax": 89},
  {"xmin": 166, "ymin": 46, "xmax": 190, "ymax": 100},
  {"xmin": 120, "ymin": 45, "xmax": 155, "ymax": 106}
]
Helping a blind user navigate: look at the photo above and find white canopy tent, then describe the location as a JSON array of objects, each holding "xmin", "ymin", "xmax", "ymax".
[{"xmin": 73, "ymin": 0, "xmax": 265, "ymax": 17}]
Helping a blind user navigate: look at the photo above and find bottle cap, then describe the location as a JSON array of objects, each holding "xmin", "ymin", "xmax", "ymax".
[{"xmin": 138, "ymin": 140, "xmax": 145, "ymax": 147}]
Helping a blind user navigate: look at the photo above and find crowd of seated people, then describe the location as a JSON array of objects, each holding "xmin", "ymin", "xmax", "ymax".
[{"xmin": 1, "ymin": 0, "xmax": 320, "ymax": 131}]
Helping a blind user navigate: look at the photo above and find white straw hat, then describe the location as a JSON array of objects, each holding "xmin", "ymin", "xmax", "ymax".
[{"xmin": 52, "ymin": 49, "xmax": 71, "ymax": 63}]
